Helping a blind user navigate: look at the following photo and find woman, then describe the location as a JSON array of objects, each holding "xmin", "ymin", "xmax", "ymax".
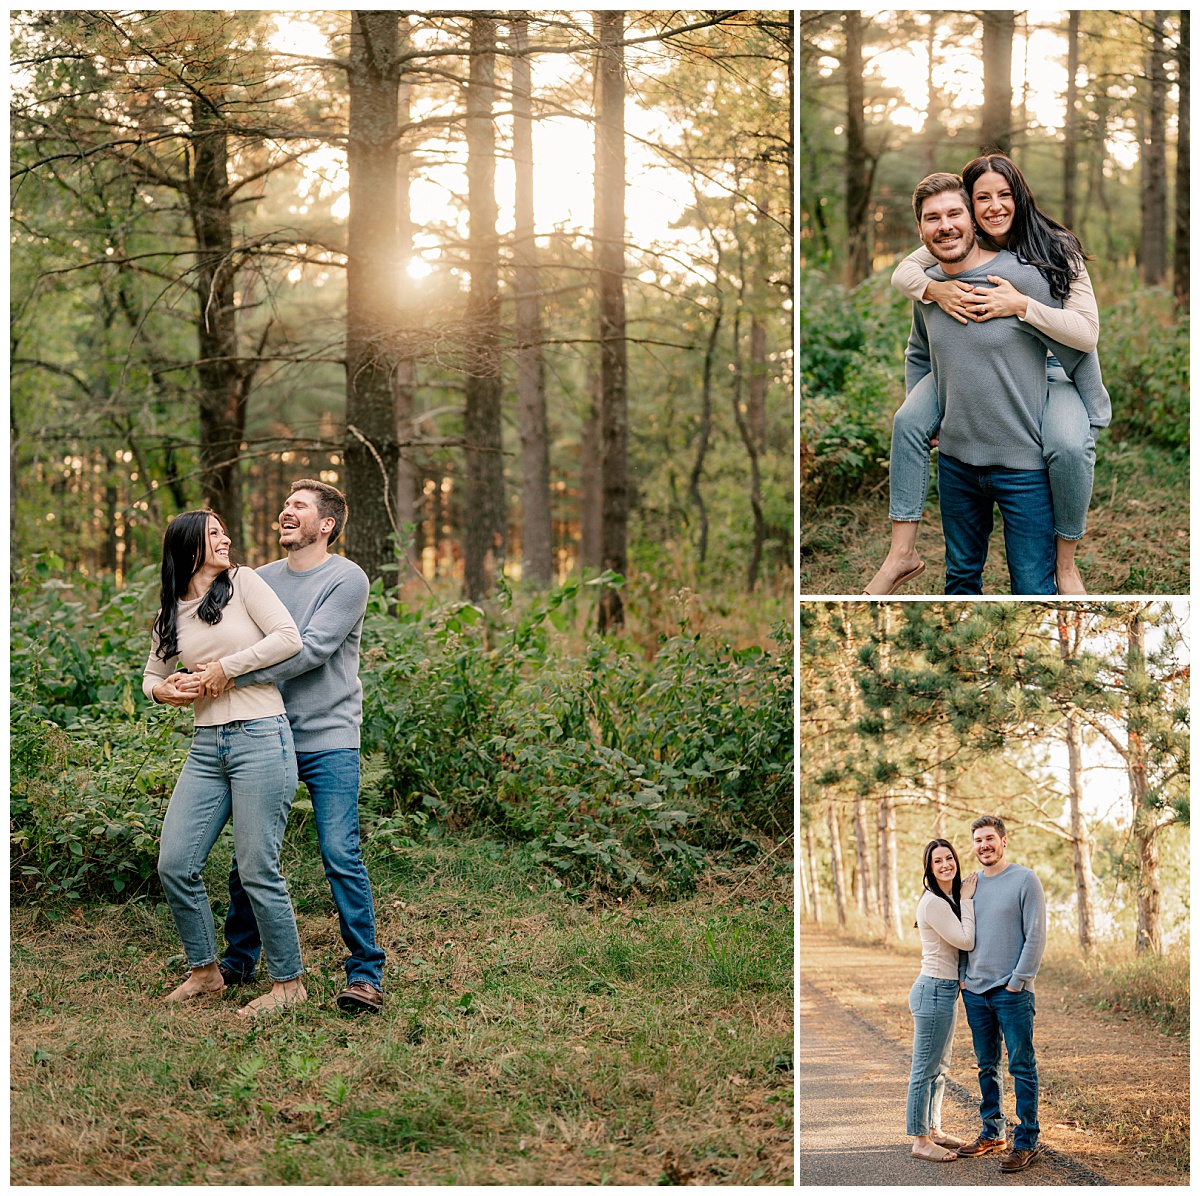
[
  {"xmin": 907, "ymin": 839, "xmax": 978, "ymax": 1161},
  {"xmin": 143, "ymin": 510, "xmax": 306, "ymax": 1017},
  {"xmin": 866, "ymin": 153, "xmax": 1099, "ymax": 597}
]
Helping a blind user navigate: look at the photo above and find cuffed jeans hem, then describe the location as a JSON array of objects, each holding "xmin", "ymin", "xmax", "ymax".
[
  {"xmin": 267, "ymin": 966, "xmax": 305, "ymax": 983},
  {"xmin": 1053, "ymin": 528, "xmax": 1085, "ymax": 542},
  {"xmin": 186, "ymin": 954, "xmax": 219, "ymax": 970},
  {"xmin": 887, "ymin": 513, "xmax": 924, "ymax": 524}
]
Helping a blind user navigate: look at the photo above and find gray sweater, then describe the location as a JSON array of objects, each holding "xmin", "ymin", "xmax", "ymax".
[
  {"xmin": 906, "ymin": 249, "xmax": 1111, "ymax": 471},
  {"xmin": 963, "ymin": 862, "xmax": 1047, "ymax": 994},
  {"xmin": 235, "ymin": 554, "xmax": 370, "ymax": 751}
]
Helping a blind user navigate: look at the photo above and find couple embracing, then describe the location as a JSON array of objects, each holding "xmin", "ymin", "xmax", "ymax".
[
  {"xmin": 907, "ymin": 815, "xmax": 1046, "ymax": 1173},
  {"xmin": 865, "ymin": 153, "xmax": 1111, "ymax": 596},
  {"xmin": 142, "ymin": 479, "xmax": 385, "ymax": 1017}
]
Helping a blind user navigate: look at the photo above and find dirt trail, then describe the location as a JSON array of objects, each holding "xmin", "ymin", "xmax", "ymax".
[{"xmin": 799, "ymin": 926, "xmax": 1188, "ymax": 1187}]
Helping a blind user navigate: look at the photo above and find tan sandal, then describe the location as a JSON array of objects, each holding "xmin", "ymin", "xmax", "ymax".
[{"xmin": 912, "ymin": 1143, "xmax": 959, "ymax": 1161}]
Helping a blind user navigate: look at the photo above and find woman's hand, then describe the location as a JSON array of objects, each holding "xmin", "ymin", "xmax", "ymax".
[
  {"xmin": 193, "ymin": 659, "xmax": 233, "ymax": 698},
  {"xmin": 960, "ymin": 871, "xmax": 979, "ymax": 899},
  {"xmin": 962, "ymin": 276, "xmax": 1029, "ymax": 323},
  {"xmin": 152, "ymin": 673, "xmax": 200, "ymax": 707},
  {"xmin": 924, "ymin": 278, "xmax": 975, "ymax": 325}
]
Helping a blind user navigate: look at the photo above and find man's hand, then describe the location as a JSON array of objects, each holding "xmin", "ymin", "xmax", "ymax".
[
  {"xmin": 924, "ymin": 278, "xmax": 974, "ymax": 325},
  {"xmin": 963, "ymin": 276, "xmax": 1030, "ymax": 323},
  {"xmin": 193, "ymin": 659, "xmax": 232, "ymax": 698},
  {"xmin": 152, "ymin": 673, "xmax": 200, "ymax": 707}
]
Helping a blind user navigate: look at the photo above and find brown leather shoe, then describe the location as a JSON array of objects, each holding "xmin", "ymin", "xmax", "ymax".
[
  {"xmin": 956, "ymin": 1135, "xmax": 1008, "ymax": 1158},
  {"xmin": 999, "ymin": 1147, "xmax": 1041, "ymax": 1172},
  {"xmin": 336, "ymin": 981, "xmax": 383, "ymax": 1014}
]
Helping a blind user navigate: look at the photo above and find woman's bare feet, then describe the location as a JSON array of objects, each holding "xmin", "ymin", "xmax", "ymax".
[
  {"xmin": 931, "ymin": 1131, "xmax": 965, "ymax": 1149},
  {"xmin": 165, "ymin": 963, "xmax": 225, "ymax": 1002},
  {"xmin": 237, "ymin": 979, "xmax": 307, "ymax": 1018},
  {"xmin": 864, "ymin": 553, "xmax": 925, "ymax": 595},
  {"xmin": 1055, "ymin": 537, "xmax": 1087, "ymax": 595}
]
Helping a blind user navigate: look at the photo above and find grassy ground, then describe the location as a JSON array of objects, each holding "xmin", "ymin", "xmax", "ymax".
[
  {"xmin": 800, "ymin": 924, "xmax": 1188, "ymax": 1185},
  {"xmin": 800, "ymin": 441, "xmax": 1188, "ymax": 595},
  {"xmin": 11, "ymin": 834, "xmax": 794, "ymax": 1184}
]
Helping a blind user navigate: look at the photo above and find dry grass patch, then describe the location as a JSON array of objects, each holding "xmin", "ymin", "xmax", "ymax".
[{"xmin": 12, "ymin": 839, "xmax": 793, "ymax": 1185}]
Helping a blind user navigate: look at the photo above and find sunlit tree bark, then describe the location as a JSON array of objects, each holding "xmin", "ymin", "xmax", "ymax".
[
  {"xmin": 345, "ymin": 11, "xmax": 401, "ymax": 585},
  {"xmin": 981, "ymin": 11, "xmax": 1014, "ymax": 154},
  {"xmin": 463, "ymin": 16, "xmax": 506, "ymax": 601},
  {"xmin": 511, "ymin": 15, "xmax": 553, "ymax": 587},
  {"xmin": 595, "ymin": 10, "xmax": 628, "ymax": 630}
]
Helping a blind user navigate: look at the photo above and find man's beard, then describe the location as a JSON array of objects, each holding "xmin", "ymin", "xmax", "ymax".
[
  {"xmin": 926, "ymin": 228, "xmax": 976, "ymax": 265},
  {"xmin": 281, "ymin": 524, "xmax": 321, "ymax": 549}
]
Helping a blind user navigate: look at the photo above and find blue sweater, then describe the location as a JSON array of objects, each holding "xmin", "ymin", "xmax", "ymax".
[
  {"xmin": 235, "ymin": 554, "xmax": 370, "ymax": 751},
  {"xmin": 963, "ymin": 862, "xmax": 1047, "ymax": 994}
]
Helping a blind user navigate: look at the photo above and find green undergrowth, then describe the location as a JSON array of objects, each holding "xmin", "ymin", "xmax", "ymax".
[
  {"xmin": 11, "ymin": 838, "xmax": 794, "ymax": 1184},
  {"xmin": 12, "ymin": 559, "xmax": 792, "ymax": 904}
]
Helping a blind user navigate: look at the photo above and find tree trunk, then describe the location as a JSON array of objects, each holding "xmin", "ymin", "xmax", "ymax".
[
  {"xmin": 1127, "ymin": 611, "xmax": 1163, "ymax": 954},
  {"xmin": 1142, "ymin": 11, "xmax": 1168, "ymax": 286},
  {"xmin": 798, "ymin": 844, "xmax": 813, "ymax": 921},
  {"xmin": 463, "ymin": 16, "xmax": 506, "ymax": 601},
  {"xmin": 1057, "ymin": 609, "xmax": 1097, "ymax": 953},
  {"xmin": 189, "ymin": 95, "xmax": 245, "ymax": 543},
  {"xmin": 827, "ymin": 800, "xmax": 848, "ymax": 926},
  {"xmin": 345, "ymin": 11, "xmax": 400, "ymax": 586},
  {"xmin": 1063, "ymin": 11, "xmax": 1079, "ymax": 228},
  {"xmin": 877, "ymin": 791, "xmax": 902, "ymax": 939},
  {"xmin": 980, "ymin": 11, "xmax": 1014, "ymax": 154},
  {"xmin": 595, "ymin": 10, "xmax": 628, "ymax": 631},
  {"xmin": 843, "ymin": 11, "xmax": 871, "ymax": 286},
  {"xmin": 922, "ymin": 13, "xmax": 938, "ymax": 177},
  {"xmin": 579, "ymin": 372, "xmax": 602, "ymax": 571},
  {"xmin": 687, "ymin": 304, "xmax": 721, "ymax": 563},
  {"xmin": 853, "ymin": 796, "xmax": 878, "ymax": 918},
  {"xmin": 804, "ymin": 822, "xmax": 822, "ymax": 924},
  {"xmin": 511, "ymin": 16, "xmax": 553, "ymax": 587},
  {"xmin": 395, "ymin": 70, "xmax": 418, "ymax": 573},
  {"xmin": 1174, "ymin": 11, "xmax": 1190, "ymax": 307}
]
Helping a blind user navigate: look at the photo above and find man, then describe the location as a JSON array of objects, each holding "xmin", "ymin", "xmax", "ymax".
[
  {"xmin": 200, "ymin": 480, "xmax": 386, "ymax": 1013},
  {"xmin": 957, "ymin": 815, "xmax": 1046, "ymax": 1173},
  {"xmin": 905, "ymin": 173, "xmax": 1109, "ymax": 594}
]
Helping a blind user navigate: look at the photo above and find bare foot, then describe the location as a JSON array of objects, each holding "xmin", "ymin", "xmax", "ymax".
[
  {"xmin": 237, "ymin": 981, "xmax": 307, "ymax": 1018},
  {"xmin": 165, "ymin": 968, "xmax": 225, "ymax": 1002},
  {"xmin": 1056, "ymin": 562, "xmax": 1087, "ymax": 595},
  {"xmin": 864, "ymin": 553, "xmax": 924, "ymax": 596},
  {"xmin": 931, "ymin": 1131, "xmax": 965, "ymax": 1149}
]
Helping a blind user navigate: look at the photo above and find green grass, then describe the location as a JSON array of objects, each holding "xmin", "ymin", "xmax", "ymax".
[
  {"xmin": 800, "ymin": 440, "xmax": 1188, "ymax": 595},
  {"xmin": 11, "ymin": 834, "xmax": 793, "ymax": 1184}
]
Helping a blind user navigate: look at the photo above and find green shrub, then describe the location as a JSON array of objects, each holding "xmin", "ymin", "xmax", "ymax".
[{"xmin": 12, "ymin": 565, "xmax": 793, "ymax": 903}]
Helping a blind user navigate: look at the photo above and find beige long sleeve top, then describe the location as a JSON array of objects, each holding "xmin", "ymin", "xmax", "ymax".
[
  {"xmin": 142, "ymin": 566, "xmax": 302, "ymax": 726},
  {"xmin": 891, "ymin": 245, "xmax": 1100, "ymax": 353},
  {"xmin": 916, "ymin": 889, "xmax": 976, "ymax": 980}
]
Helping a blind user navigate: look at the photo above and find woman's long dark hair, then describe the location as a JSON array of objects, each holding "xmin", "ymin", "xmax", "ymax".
[
  {"xmin": 962, "ymin": 153, "xmax": 1088, "ymax": 302},
  {"xmin": 152, "ymin": 510, "xmax": 236, "ymax": 661},
  {"xmin": 921, "ymin": 838, "xmax": 963, "ymax": 921}
]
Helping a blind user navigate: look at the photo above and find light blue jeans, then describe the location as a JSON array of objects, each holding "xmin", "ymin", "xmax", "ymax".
[
  {"xmin": 906, "ymin": 975, "xmax": 960, "ymax": 1136},
  {"xmin": 889, "ymin": 358, "xmax": 1097, "ymax": 540},
  {"xmin": 157, "ymin": 716, "xmax": 304, "ymax": 982}
]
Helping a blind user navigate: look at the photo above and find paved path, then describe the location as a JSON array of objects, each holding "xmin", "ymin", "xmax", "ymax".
[{"xmin": 798, "ymin": 977, "xmax": 1108, "ymax": 1187}]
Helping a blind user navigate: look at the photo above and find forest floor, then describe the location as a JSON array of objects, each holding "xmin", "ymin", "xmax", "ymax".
[
  {"xmin": 799, "ymin": 441, "xmax": 1189, "ymax": 596},
  {"xmin": 11, "ymin": 837, "xmax": 794, "ymax": 1185},
  {"xmin": 800, "ymin": 925, "xmax": 1188, "ymax": 1186}
]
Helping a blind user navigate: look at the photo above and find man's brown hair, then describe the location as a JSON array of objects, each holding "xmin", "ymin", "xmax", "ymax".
[
  {"xmin": 971, "ymin": 814, "xmax": 1007, "ymax": 838},
  {"xmin": 290, "ymin": 478, "xmax": 348, "ymax": 545},
  {"xmin": 912, "ymin": 172, "xmax": 971, "ymax": 223}
]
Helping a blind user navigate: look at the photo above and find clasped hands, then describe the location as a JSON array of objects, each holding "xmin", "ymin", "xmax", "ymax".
[
  {"xmin": 152, "ymin": 660, "xmax": 234, "ymax": 705},
  {"xmin": 926, "ymin": 276, "xmax": 1028, "ymax": 326}
]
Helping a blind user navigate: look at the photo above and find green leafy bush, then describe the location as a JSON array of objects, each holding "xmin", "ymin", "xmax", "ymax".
[{"xmin": 12, "ymin": 564, "xmax": 793, "ymax": 902}]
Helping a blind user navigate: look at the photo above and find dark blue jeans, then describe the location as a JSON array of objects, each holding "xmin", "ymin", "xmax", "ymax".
[
  {"xmin": 221, "ymin": 749, "xmax": 386, "ymax": 989},
  {"xmin": 962, "ymin": 986, "xmax": 1039, "ymax": 1151},
  {"xmin": 937, "ymin": 452, "xmax": 1057, "ymax": 595}
]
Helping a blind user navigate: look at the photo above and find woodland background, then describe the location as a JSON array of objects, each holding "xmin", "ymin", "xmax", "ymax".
[
  {"xmin": 800, "ymin": 11, "xmax": 1190, "ymax": 594},
  {"xmin": 9, "ymin": 12, "xmax": 794, "ymax": 1183}
]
